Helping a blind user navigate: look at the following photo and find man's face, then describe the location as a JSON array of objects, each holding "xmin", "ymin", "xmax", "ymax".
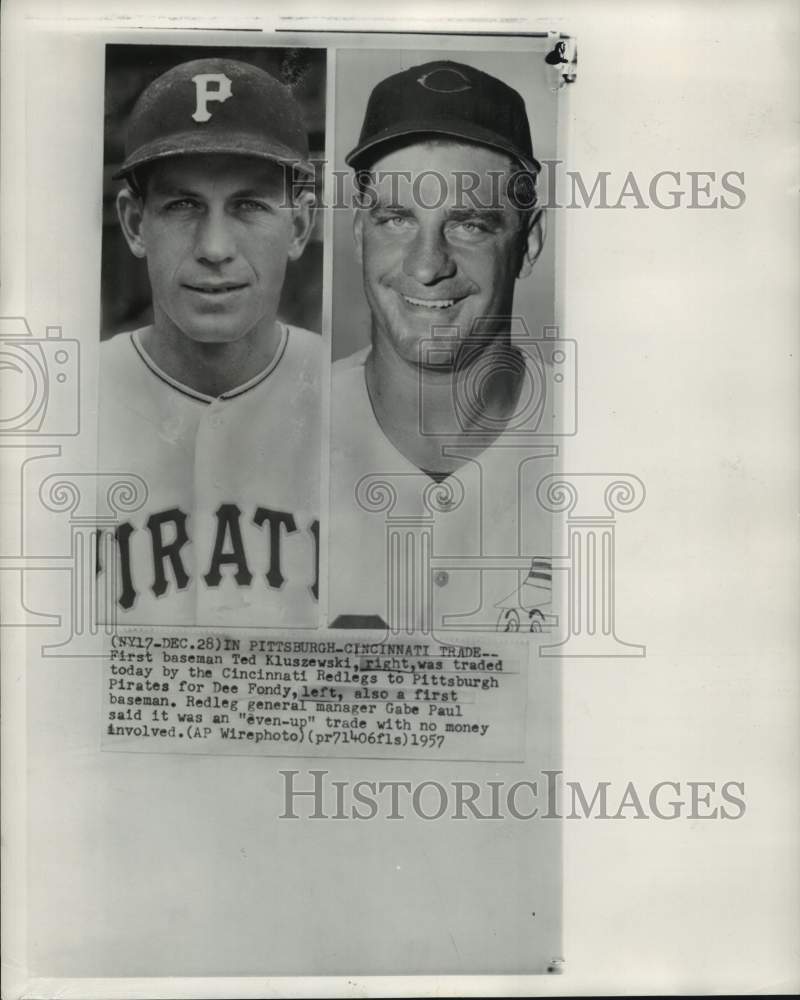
[
  {"xmin": 354, "ymin": 141, "xmax": 532, "ymax": 367},
  {"xmin": 120, "ymin": 154, "xmax": 311, "ymax": 345}
]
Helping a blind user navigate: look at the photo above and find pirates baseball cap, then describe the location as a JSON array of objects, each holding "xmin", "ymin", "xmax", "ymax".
[
  {"xmin": 345, "ymin": 60, "xmax": 541, "ymax": 174},
  {"xmin": 113, "ymin": 57, "xmax": 312, "ymax": 182}
]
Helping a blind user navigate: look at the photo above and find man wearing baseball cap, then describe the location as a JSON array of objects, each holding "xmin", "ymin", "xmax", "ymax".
[
  {"xmin": 98, "ymin": 57, "xmax": 321, "ymax": 628},
  {"xmin": 329, "ymin": 58, "xmax": 555, "ymax": 634}
]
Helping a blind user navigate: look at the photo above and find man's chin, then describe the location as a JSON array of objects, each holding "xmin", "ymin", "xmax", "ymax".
[
  {"xmin": 176, "ymin": 317, "xmax": 253, "ymax": 346},
  {"xmin": 380, "ymin": 322, "xmax": 462, "ymax": 366}
]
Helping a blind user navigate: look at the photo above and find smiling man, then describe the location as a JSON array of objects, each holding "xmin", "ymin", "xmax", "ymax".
[
  {"xmin": 329, "ymin": 59, "xmax": 556, "ymax": 634},
  {"xmin": 98, "ymin": 58, "xmax": 321, "ymax": 627}
]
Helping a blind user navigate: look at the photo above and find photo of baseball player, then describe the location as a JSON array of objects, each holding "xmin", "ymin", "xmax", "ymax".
[
  {"xmin": 98, "ymin": 50, "xmax": 324, "ymax": 627},
  {"xmin": 329, "ymin": 55, "xmax": 559, "ymax": 633}
]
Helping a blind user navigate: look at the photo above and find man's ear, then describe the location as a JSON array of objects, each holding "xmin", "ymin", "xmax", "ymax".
[
  {"xmin": 116, "ymin": 186, "xmax": 148, "ymax": 259},
  {"xmin": 517, "ymin": 208, "xmax": 546, "ymax": 279},
  {"xmin": 287, "ymin": 190, "xmax": 317, "ymax": 262}
]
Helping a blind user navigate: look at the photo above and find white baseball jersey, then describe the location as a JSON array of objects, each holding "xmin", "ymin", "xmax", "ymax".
[
  {"xmin": 328, "ymin": 347, "xmax": 555, "ymax": 635},
  {"xmin": 97, "ymin": 323, "xmax": 320, "ymax": 627}
]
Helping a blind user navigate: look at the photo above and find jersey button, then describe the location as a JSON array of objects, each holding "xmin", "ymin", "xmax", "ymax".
[{"xmin": 434, "ymin": 570, "xmax": 449, "ymax": 587}]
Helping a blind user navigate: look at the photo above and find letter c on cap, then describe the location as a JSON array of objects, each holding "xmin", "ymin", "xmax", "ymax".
[
  {"xmin": 417, "ymin": 68, "xmax": 471, "ymax": 93},
  {"xmin": 191, "ymin": 73, "xmax": 233, "ymax": 123}
]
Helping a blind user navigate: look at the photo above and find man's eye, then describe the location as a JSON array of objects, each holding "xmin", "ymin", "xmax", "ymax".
[
  {"xmin": 236, "ymin": 199, "xmax": 270, "ymax": 213},
  {"xmin": 378, "ymin": 214, "xmax": 414, "ymax": 229},
  {"xmin": 164, "ymin": 198, "xmax": 200, "ymax": 212},
  {"xmin": 450, "ymin": 220, "xmax": 488, "ymax": 236}
]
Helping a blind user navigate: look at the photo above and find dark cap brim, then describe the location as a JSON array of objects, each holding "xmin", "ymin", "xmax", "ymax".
[
  {"xmin": 112, "ymin": 131, "xmax": 313, "ymax": 181},
  {"xmin": 345, "ymin": 120, "xmax": 541, "ymax": 175}
]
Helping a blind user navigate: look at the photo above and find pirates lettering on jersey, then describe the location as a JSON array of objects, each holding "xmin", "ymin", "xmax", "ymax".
[
  {"xmin": 98, "ymin": 322, "xmax": 321, "ymax": 627},
  {"xmin": 97, "ymin": 505, "xmax": 319, "ymax": 611}
]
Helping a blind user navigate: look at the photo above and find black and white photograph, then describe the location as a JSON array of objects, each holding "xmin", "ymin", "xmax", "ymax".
[
  {"xmin": 98, "ymin": 45, "xmax": 326, "ymax": 627},
  {"xmin": 328, "ymin": 48, "xmax": 563, "ymax": 635}
]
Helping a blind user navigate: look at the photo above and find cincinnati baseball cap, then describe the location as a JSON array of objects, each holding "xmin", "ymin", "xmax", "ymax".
[
  {"xmin": 113, "ymin": 57, "xmax": 312, "ymax": 182},
  {"xmin": 345, "ymin": 60, "xmax": 540, "ymax": 174}
]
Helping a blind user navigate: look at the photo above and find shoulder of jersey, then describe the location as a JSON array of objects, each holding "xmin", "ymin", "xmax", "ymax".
[
  {"xmin": 330, "ymin": 348, "xmax": 376, "ymax": 461},
  {"xmin": 284, "ymin": 322, "xmax": 322, "ymax": 352},
  {"xmin": 100, "ymin": 329, "xmax": 137, "ymax": 362},
  {"xmin": 332, "ymin": 345, "xmax": 370, "ymax": 380},
  {"xmin": 282, "ymin": 323, "xmax": 322, "ymax": 390},
  {"xmin": 99, "ymin": 330, "xmax": 142, "ymax": 391},
  {"xmin": 331, "ymin": 348, "xmax": 371, "ymax": 413}
]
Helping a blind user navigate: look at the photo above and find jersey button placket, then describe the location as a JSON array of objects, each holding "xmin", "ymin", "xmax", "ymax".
[
  {"xmin": 202, "ymin": 402, "xmax": 227, "ymax": 491},
  {"xmin": 208, "ymin": 404, "xmax": 224, "ymax": 430}
]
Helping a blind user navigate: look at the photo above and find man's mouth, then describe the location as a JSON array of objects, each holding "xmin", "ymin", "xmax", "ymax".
[
  {"xmin": 184, "ymin": 282, "xmax": 248, "ymax": 295},
  {"xmin": 400, "ymin": 293, "xmax": 463, "ymax": 311}
]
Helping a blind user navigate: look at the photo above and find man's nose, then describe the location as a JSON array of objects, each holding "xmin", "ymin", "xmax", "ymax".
[
  {"xmin": 195, "ymin": 206, "xmax": 236, "ymax": 264},
  {"xmin": 402, "ymin": 226, "xmax": 456, "ymax": 285}
]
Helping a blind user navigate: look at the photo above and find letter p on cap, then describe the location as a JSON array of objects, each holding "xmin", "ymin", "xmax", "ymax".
[{"xmin": 192, "ymin": 73, "xmax": 233, "ymax": 123}]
